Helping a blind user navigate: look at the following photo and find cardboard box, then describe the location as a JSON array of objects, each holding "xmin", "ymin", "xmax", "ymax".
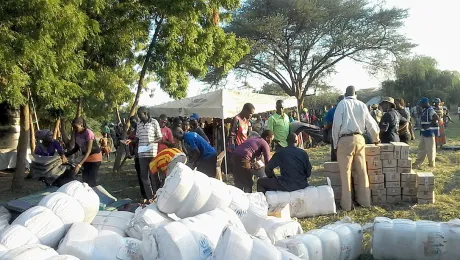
[
  {"xmin": 384, "ymin": 172, "xmax": 401, "ymax": 182},
  {"xmin": 387, "ymin": 187, "xmax": 402, "ymax": 196},
  {"xmin": 367, "ymin": 169, "xmax": 383, "ymax": 176},
  {"xmin": 382, "ymin": 159, "xmax": 398, "ymax": 168},
  {"xmin": 417, "ymin": 172, "xmax": 435, "ymax": 187},
  {"xmin": 402, "ymin": 195, "xmax": 417, "ymax": 203},
  {"xmin": 369, "ymin": 174, "xmax": 385, "ymax": 184},
  {"xmin": 398, "ymin": 159, "xmax": 412, "ymax": 168},
  {"xmin": 418, "ymin": 198, "xmax": 435, "ymax": 204},
  {"xmin": 324, "ymin": 162, "xmax": 340, "ymax": 172},
  {"xmin": 402, "ymin": 187, "xmax": 417, "ymax": 196},
  {"xmin": 367, "ymin": 161, "xmax": 382, "ymax": 170},
  {"xmin": 382, "ymin": 168, "xmax": 397, "ymax": 175},
  {"xmin": 385, "ymin": 181, "xmax": 401, "ymax": 188},
  {"xmin": 391, "ymin": 142, "xmax": 410, "ymax": 159},
  {"xmin": 365, "ymin": 145, "xmax": 381, "ymax": 156},
  {"xmin": 366, "ymin": 155, "xmax": 381, "ymax": 166},
  {"xmin": 417, "ymin": 191, "xmax": 435, "ymax": 199},
  {"xmin": 371, "ymin": 188, "xmax": 387, "ymax": 196},
  {"xmin": 380, "ymin": 152, "xmax": 394, "ymax": 160},
  {"xmin": 321, "ymin": 172, "xmax": 341, "ymax": 186},
  {"xmin": 379, "ymin": 143, "xmax": 394, "ymax": 152},
  {"xmin": 370, "ymin": 183, "xmax": 385, "ymax": 190},
  {"xmin": 372, "ymin": 195, "xmax": 387, "ymax": 204},
  {"xmin": 268, "ymin": 204, "xmax": 291, "ymax": 219},
  {"xmin": 401, "ymin": 181, "xmax": 417, "ymax": 188},
  {"xmin": 401, "ymin": 171, "xmax": 417, "ymax": 182},
  {"xmin": 393, "ymin": 145, "xmax": 401, "ymax": 159},
  {"xmin": 387, "ymin": 195, "xmax": 402, "ymax": 203},
  {"xmin": 418, "ymin": 185, "xmax": 435, "ymax": 192}
]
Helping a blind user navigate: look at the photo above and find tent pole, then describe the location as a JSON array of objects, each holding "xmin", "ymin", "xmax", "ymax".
[{"xmin": 221, "ymin": 118, "xmax": 228, "ymax": 180}]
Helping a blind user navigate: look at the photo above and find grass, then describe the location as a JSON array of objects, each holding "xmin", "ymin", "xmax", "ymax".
[{"xmin": 1, "ymin": 119, "xmax": 460, "ymax": 259}]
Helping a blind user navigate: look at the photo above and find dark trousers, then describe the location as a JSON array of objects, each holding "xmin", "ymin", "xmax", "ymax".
[
  {"xmin": 196, "ymin": 154, "xmax": 217, "ymax": 178},
  {"xmin": 134, "ymin": 157, "xmax": 146, "ymax": 199},
  {"xmin": 151, "ymin": 171, "xmax": 166, "ymax": 195},
  {"xmin": 330, "ymin": 142, "xmax": 337, "ymax": 161},
  {"xmin": 400, "ymin": 132, "xmax": 411, "ymax": 144},
  {"xmin": 82, "ymin": 161, "xmax": 101, "ymax": 187},
  {"xmin": 138, "ymin": 157, "xmax": 154, "ymax": 199},
  {"xmin": 232, "ymin": 155, "xmax": 266, "ymax": 193},
  {"xmin": 257, "ymin": 177, "xmax": 288, "ymax": 193}
]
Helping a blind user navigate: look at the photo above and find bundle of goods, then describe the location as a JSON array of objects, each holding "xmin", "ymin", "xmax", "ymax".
[
  {"xmin": 365, "ymin": 143, "xmax": 413, "ymax": 204},
  {"xmin": 259, "ymin": 217, "xmax": 303, "ymax": 244},
  {"xmin": 417, "ymin": 172, "xmax": 435, "ymax": 204},
  {"xmin": 0, "ymin": 244, "xmax": 79, "ymax": 260},
  {"xmin": 141, "ymin": 208, "xmax": 246, "ymax": 260},
  {"xmin": 0, "ymin": 181, "xmax": 99, "ymax": 251},
  {"xmin": 212, "ymin": 225, "xmax": 302, "ymax": 260},
  {"xmin": 275, "ymin": 217, "xmax": 363, "ymax": 260},
  {"xmin": 156, "ymin": 163, "xmax": 268, "ymax": 235},
  {"xmin": 29, "ymin": 155, "xmax": 68, "ymax": 186},
  {"xmin": 57, "ymin": 222, "xmax": 142, "ymax": 260},
  {"xmin": 264, "ymin": 185, "xmax": 336, "ymax": 218},
  {"xmin": 371, "ymin": 217, "xmax": 460, "ymax": 259},
  {"xmin": 0, "ymin": 207, "xmax": 11, "ymax": 232},
  {"xmin": 91, "ymin": 211, "xmax": 135, "ymax": 237},
  {"xmin": 126, "ymin": 203, "xmax": 173, "ymax": 240}
]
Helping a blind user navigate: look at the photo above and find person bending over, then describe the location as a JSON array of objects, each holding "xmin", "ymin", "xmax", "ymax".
[
  {"xmin": 149, "ymin": 148, "xmax": 187, "ymax": 193},
  {"xmin": 257, "ymin": 133, "xmax": 312, "ymax": 193}
]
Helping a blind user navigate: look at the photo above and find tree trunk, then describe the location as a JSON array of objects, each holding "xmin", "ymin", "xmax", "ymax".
[
  {"xmin": 115, "ymin": 105, "xmax": 121, "ymax": 125},
  {"xmin": 113, "ymin": 18, "xmax": 163, "ymax": 173},
  {"xmin": 53, "ymin": 118, "xmax": 61, "ymax": 140},
  {"xmin": 75, "ymin": 97, "xmax": 83, "ymax": 118},
  {"xmin": 29, "ymin": 109, "xmax": 36, "ymax": 153},
  {"xmin": 60, "ymin": 117, "xmax": 71, "ymax": 148},
  {"xmin": 12, "ymin": 104, "xmax": 30, "ymax": 190},
  {"xmin": 297, "ymin": 96, "xmax": 304, "ymax": 112}
]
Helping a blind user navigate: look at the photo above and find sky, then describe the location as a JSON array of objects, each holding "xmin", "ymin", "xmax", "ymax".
[{"xmin": 139, "ymin": 0, "xmax": 460, "ymax": 106}]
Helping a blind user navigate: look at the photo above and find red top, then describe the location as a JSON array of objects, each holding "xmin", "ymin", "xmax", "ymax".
[
  {"xmin": 158, "ymin": 126, "xmax": 175, "ymax": 153},
  {"xmin": 229, "ymin": 114, "xmax": 250, "ymax": 147}
]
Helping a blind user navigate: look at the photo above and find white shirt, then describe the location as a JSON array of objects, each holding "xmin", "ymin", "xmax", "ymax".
[
  {"xmin": 136, "ymin": 118, "xmax": 162, "ymax": 158},
  {"xmin": 332, "ymin": 96, "xmax": 380, "ymax": 149}
]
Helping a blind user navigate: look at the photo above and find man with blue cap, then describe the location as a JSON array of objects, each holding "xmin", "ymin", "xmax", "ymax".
[{"xmin": 413, "ymin": 97, "xmax": 439, "ymax": 169}]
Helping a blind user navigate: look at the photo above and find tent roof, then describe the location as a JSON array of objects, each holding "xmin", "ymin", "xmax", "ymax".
[
  {"xmin": 366, "ymin": 96, "xmax": 383, "ymax": 106},
  {"xmin": 149, "ymin": 89, "xmax": 298, "ymax": 118}
]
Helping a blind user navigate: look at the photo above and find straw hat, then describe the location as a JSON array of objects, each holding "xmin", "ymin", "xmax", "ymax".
[{"xmin": 380, "ymin": 97, "xmax": 395, "ymax": 107}]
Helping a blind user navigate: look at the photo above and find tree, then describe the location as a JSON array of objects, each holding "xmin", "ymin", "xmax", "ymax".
[
  {"xmin": 0, "ymin": 0, "xmax": 95, "ymax": 189},
  {"xmin": 222, "ymin": 0, "xmax": 414, "ymax": 109},
  {"xmin": 257, "ymin": 83, "xmax": 288, "ymax": 96},
  {"xmin": 113, "ymin": 0, "xmax": 250, "ymax": 171}
]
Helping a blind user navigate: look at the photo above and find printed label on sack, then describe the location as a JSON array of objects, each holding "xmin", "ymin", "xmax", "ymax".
[
  {"xmin": 199, "ymin": 235, "xmax": 213, "ymax": 258},
  {"xmin": 341, "ymin": 245, "xmax": 351, "ymax": 260},
  {"xmin": 290, "ymin": 198, "xmax": 305, "ymax": 215},
  {"xmin": 117, "ymin": 239, "xmax": 139, "ymax": 259},
  {"xmin": 233, "ymin": 208, "xmax": 247, "ymax": 218},
  {"xmin": 423, "ymin": 233, "xmax": 447, "ymax": 257}
]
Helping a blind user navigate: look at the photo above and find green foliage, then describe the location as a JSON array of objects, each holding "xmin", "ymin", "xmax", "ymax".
[
  {"xmin": 223, "ymin": 0, "xmax": 414, "ymax": 106},
  {"xmin": 85, "ymin": 117, "xmax": 103, "ymax": 137},
  {"xmin": 305, "ymin": 87, "xmax": 342, "ymax": 110},
  {"xmin": 257, "ymin": 83, "xmax": 288, "ymax": 96},
  {"xmin": 382, "ymin": 56, "xmax": 460, "ymax": 105}
]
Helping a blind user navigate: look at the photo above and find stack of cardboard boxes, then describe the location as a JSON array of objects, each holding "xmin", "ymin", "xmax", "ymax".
[
  {"xmin": 323, "ymin": 162, "xmax": 341, "ymax": 205},
  {"xmin": 417, "ymin": 172, "xmax": 435, "ymax": 204},
  {"xmin": 401, "ymin": 170, "xmax": 418, "ymax": 202}
]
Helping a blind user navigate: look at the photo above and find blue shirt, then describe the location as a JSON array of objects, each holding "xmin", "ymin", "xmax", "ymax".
[
  {"xmin": 265, "ymin": 146, "xmax": 312, "ymax": 191},
  {"xmin": 324, "ymin": 107, "xmax": 336, "ymax": 125},
  {"xmin": 420, "ymin": 106, "xmax": 438, "ymax": 137},
  {"xmin": 183, "ymin": 132, "xmax": 217, "ymax": 159}
]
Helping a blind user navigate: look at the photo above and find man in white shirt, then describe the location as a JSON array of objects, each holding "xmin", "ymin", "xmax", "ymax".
[{"xmin": 332, "ymin": 86, "xmax": 380, "ymax": 211}]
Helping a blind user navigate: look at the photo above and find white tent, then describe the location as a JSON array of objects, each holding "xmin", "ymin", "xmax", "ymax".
[{"xmin": 149, "ymin": 89, "xmax": 298, "ymax": 118}]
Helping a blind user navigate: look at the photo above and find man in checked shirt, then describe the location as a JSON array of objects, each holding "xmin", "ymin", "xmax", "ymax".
[{"xmin": 126, "ymin": 107, "xmax": 162, "ymax": 200}]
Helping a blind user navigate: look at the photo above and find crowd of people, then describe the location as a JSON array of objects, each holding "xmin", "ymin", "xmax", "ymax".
[{"xmin": 31, "ymin": 86, "xmax": 451, "ymax": 210}]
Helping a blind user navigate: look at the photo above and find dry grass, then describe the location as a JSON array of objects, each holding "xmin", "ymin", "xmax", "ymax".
[{"xmin": 1, "ymin": 119, "xmax": 460, "ymax": 260}]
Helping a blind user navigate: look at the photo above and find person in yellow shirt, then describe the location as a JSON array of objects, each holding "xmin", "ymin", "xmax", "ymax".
[{"xmin": 149, "ymin": 148, "xmax": 187, "ymax": 193}]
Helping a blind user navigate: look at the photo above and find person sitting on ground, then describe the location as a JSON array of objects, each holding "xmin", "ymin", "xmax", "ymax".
[
  {"xmin": 257, "ymin": 133, "xmax": 312, "ymax": 193},
  {"xmin": 232, "ymin": 130, "xmax": 274, "ymax": 193},
  {"xmin": 99, "ymin": 132, "xmax": 112, "ymax": 161},
  {"xmin": 190, "ymin": 118, "xmax": 210, "ymax": 143},
  {"xmin": 149, "ymin": 148, "xmax": 187, "ymax": 192},
  {"xmin": 172, "ymin": 126, "xmax": 217, "ymax": 178},
  {"xmin": 34, "ymin": 130, "xmax": 67, "ymax": 163}
]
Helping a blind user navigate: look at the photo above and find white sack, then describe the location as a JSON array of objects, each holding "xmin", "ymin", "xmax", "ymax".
[
  {"xmin": 372, "ymin": 217, "xmax": 460, "ymax": 260},
  {"xmin": 228, "ymin": 185, "xmax": 250, "ymax": 218},
  {"xmin": 57, "ymin": 222, "xmax": 98, "ymax": 260},
  {"xmin": 57, "ymin": 181, "xmax": 100, "ymax": 223},
  {"xmin": 38, "ymin": 192, "xmax": 85, "ymax": 229},
  {"xmin": 261, "ymin": 217, "xmax": 303, "ymax": 244},
  {"xmin": 198, "ymin": 178, "xmax": 232, "ymax": 214},
  {"xmin": 0, "ymin": 207, "xmax": 10, "ymax": 232},
  {"xmin": 12, "ymin": 206, "xmax": 65, "ymax": 248},
  {"xmin": 92, "ymin": 231, "xmax": 142, "ymax": 260},
  {"xmin": 0, "ymin": 224, "xmax": 40, "ymax": 250},
  {"xmin": 212, "ymin": 225, "xmax": 302, "ymax": 260},
  {"xmin": 174, "ymin": 170, "xmax": 212, "ymax": 218},
  {"xmin": 254, "ymin": 228, "xmax": 272, "ymax": 245},
  {"xmin": 46, "ymin": 256, "xmax": 80, "ymax": 260},
  {"xmin": 156, "ymin": 163, "xmax": 195, "ymax": 214},
  {"xmin": 0, "ymin": 244, "xmax": 8, "ymax": 258},
  {"xmin": 91, "ymin": 211, "xmax": 134, "ymax": 237},
  {"xmin": 0, "ymin": 244, "xmax": 58, "ymax": 260},
  {"xmin": 126, "ymin": 204, "xmax": 173, "ymax": 240},
  {"xmin": 240, "ymin": 192, "xmax": 268, "ymax": 235}
]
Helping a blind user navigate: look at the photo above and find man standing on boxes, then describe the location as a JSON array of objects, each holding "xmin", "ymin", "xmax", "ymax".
[
  {"xmin": 413, "ymin": 97, "xmax": 439, "ymax": 169},
  {"xmin": 332, "ymin": 86, "xmax": 380, "ymax": 211}
]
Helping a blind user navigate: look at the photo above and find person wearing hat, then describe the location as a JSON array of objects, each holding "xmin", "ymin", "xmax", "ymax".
[
  {"xmin": 413, "ymin": 97, "xmax": 439, "ymax": 169},
  {"xmin": 379, "ymin": 97, "xmax": 405, "ymax": 143},
  {"xmin": 370, "ymin": 104, "xmax": 382, "ymax": 123},
  {"xmin": 433, "ymin": 98, "xmax": 446, "ymax": 148}
]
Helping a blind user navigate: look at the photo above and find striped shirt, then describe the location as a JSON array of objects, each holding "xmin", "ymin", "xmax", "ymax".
[
  {"xmin": 136, "ymin": 118, "xmax": 162, "ymax": 158},
  {"xmin": 149, "ymin": 148, "xmax": 187, "ymax": 175}
]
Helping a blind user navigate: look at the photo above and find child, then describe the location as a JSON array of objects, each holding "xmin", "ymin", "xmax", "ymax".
[{"xmin": 99, "ymin": 132, "xmax": 111, "ymax": 161}]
